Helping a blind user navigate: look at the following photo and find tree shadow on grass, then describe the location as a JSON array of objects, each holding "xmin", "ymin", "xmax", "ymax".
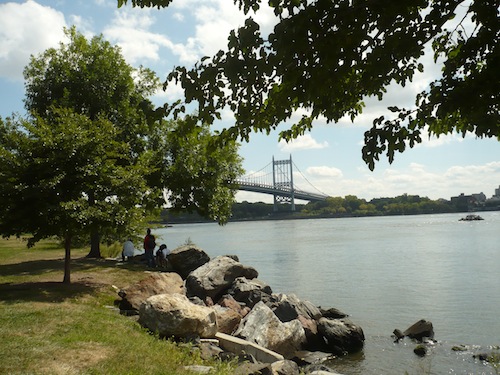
[
  {"xmin": 0, "ymin": 280, "xmax": 97, "ymax": 304},
  {"xmin": 0, "ymin": 256, "xmax": 143, "ymax": 278},
  {"xmin": 0, "ymin": 257, "xmax": 146, "ymax": 304}
]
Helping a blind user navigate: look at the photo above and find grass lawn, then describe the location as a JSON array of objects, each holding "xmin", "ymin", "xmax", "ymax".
[{"xmin": 0, "ymin": 237, "xmax": 235, "ymax": 374}]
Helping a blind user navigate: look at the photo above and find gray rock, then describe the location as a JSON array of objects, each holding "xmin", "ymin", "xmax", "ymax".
[
  {"xmin": 229, "ymin": 277, "xmax": 273, "ymax": 308},
  {"xmin": 233, "ymin": 362, "xmax": 272, "ymax": 375},
  {"xmin": 167, "ymin": 245, "xmax": 210, "ymax": 279},
  {"xmin": 271, "ymin": 294, "xmax": 322, "ymax": 322},
  {"xmin": 234, "ymin": 301, "xmax": 306, "ymax": 359},
  {"xmin": 117, "ymin": 272, "xmax": 185, "ymax": 314},
  {"xmin": 303, "ymin": 363, "xmax": 341, "ymax": 374},
  {"xmin": 138, "ymin": 293, "xmax": 217, "ymax": 338},
  {"xmin": 293, "ymin": 350, "xmax": 336, "ymax": 366},
  {"xmin": 270, "ymin": 359, "xmax": 300, "ymax": 375},
  {"xmin": 414, "ymin": 344, "xmax": 427, "ymax": 357},
  {"xmin": 403, "ymin": 319, "xmax": 434, "ymax": 341},
  {"xmin": 317, "ymin": 318, "xmax": 365, "ymax": 355},
  {"xmin": 198, "ymin": 341, "xmax": 224, "ymax": 360},
  {"xmin": 183, "ymin": 365, "xmax": 213, "ymax": 374},
  {"xmin": 319, "ymin": 307, "xmax": 348, "ymax": 319},
  {"xmin": 186, "ymin": 256, "xmax": 258, "ymax": 301}
]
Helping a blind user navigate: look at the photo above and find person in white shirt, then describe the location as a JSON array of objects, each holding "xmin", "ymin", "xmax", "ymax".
[{"xmin": 122, "ymin": 239, "xmax": 135, "ymax": 261}]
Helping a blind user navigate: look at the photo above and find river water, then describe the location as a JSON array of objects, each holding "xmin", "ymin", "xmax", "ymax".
[{"xmin": 154, "ymin": 212, "xmax": 500, "ymax": 374}]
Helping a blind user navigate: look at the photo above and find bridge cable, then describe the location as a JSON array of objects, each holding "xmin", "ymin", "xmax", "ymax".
[{"xmin": 292, "ymin": 161, "xmax": 329, "ymax": 197}]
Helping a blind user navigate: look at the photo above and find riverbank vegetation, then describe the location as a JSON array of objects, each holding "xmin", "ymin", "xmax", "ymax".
[
  {"xmin": 0, "ymin": 237, "xmax": 235, "ymax": 374},
  {"xmin": 164, "ymin": 193, "xmax": 500, "ymax": 223}
]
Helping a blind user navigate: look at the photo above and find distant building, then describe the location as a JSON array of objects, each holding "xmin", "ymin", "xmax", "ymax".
[
  {"xmin": 494, "ymin": 185, "xmax": 500, "ymax": 198},
  {"xmin": 450, "ymin": 192, "xmax": 485, "ymax": 211}
]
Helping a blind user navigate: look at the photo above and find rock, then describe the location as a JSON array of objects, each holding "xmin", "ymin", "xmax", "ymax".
[
  {"xmin": 473, "ymin": 352, "xmax": 491, "ymax": 361},
  {"xmin": 233, "ymin": 362, "xmax": 272, "ymax": 375},
  {"xmin": 198, "ymin": 341, "xmax": 224, "ymax": 360},
  {"xmin": 167, "ymin": 245, "xmax": 210, "ymax": 279},
  {"xmin": 393, "ymin": 328, "xmax": 405, "ymax": 342},
  {"xmin": 183, "ymin": 365, "xmax": 214, "ymax": 374},
  {"xmin": 138, "ymin": 293, "xmax": 217, "ymax": 338},
  {"xmin": 117, "ymin": 273, "xmax": 185, "ymax": 314},
  {"xmin": 213, "ymin": 305, "xmax": 242, "ymax": 334},
  {"xmin": 303, "ymin": 363, "xmax": 341, "ymax": 374},
  {"xmin": 297, "ymin": 315, "xmax": 327, "ymax": 351},
  {"xmin": 186, "ymin": 256, "xmax": 259, "ymax": 301},
  {"xmin": 218, "ymin": 294, "xmax": 251, "ymax": 317},
  {"xmin": 228, "ymin": 277, "xmax": 273, "ymax": 308},
  {"xmin": 293, "ymin": 350, "xmax": 336, "ymax": 366},
  {"xmin": 414, "ymin": 344, "xmax": 427, "ymax": 357},
  {"xmin": 215, "ymin": 332, "xmax": 284, "ymax": 363},
  {"xmin": 270, "ymin": 359, "xmax": 300, "ymax": 375},
  {"xmin": 317, "ymin": 318, "xmax": 365, "ymax": 355},
  {"xmin": 319, "ymin": 307, "xmax": 348, "ymax": 319},
  {"xmin": 234, "ymin": 301, "xmax": 306, "ymax": 359},
  {"xmin": 403, "ymin": 319, "xmax": 434, "ymax": 341},
  {"xmin": 271, "ymin": 294, "xmax": 322, "ymax": 322}
]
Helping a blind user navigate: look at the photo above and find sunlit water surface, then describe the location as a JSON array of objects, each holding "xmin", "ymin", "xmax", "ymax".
[{"xmin": 155, "ymin": 212, "xmax": 500, "ymax": 374}]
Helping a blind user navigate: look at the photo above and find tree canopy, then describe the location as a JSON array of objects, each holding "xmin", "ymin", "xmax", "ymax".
[
  {"xmin": 118, "ymin": 0, "xmax": 499, "ymax": 170},
  {"xmin": 0, "ymin": 109, "xmax": 157, "ymax": 282}
]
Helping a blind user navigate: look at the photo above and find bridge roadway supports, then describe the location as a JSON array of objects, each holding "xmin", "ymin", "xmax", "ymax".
[{"xmin": 272, "ymin": 155, "xmax": 295, "ymax": 212}]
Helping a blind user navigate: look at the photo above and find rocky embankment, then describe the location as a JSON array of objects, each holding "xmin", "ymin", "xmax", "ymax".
[{"xmin": 116, "ymin": 245, "xmax": 365, "ymax": 375}]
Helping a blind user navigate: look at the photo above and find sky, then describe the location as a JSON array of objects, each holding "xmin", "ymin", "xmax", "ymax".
[{"xmin": 1, "ymin": 0, "xmax": 499, "ymax": 204}]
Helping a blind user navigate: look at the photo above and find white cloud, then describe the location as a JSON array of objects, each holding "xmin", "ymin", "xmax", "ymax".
[
  {"xmin": 306, "ymin": 166, "xmax": 343, "ymax": 178},
  {"xmin": 173, "ymin": 12, "xmax": 184, "ymax": 21},
  {"xmin": 104, "ymin": 9, "xmax": 176, "ymax": 64},
  {"xmin": 0, "ymin": 1, "xmax": 67, "ymax": 81},
  {"xmin": 279, "ymin": 134, "xmax": 329, "ymax": 152}
]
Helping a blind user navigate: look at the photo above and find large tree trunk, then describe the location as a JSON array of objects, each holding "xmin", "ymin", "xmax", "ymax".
[
  {"xmin": 63, "ymin": 235, "xmax": 71, "ymax": 284},
  {"xmin": 86, "ymin": 192, "xmax": 101, "ymax": 258},
  {"xmin": 86, "ymin": 229, "xmax": 101, "ymax": 258}
]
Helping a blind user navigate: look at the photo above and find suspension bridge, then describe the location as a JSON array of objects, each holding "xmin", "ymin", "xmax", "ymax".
[{"xmin": 234, "ymin": 155, "xmax": 329, "ymax": 211}]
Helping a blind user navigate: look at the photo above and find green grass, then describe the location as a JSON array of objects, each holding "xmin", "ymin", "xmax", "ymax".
[{"xmin": 0, "ymin": 237, "xmax": 236, "ymax": 374}]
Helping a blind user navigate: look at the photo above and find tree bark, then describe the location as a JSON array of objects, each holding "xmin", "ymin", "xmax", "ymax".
[
  {"xmin": 86, "ymin": 229, "xmax": 101, "ymax": 258},
  {"xmin": 63, "ymin": 235, "xmax": 71, "ymax": 284}
]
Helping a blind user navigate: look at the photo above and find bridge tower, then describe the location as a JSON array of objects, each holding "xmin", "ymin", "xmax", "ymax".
[{"xmin": 272, "ymin": 155, "xmax": 295, "ymax": 212}]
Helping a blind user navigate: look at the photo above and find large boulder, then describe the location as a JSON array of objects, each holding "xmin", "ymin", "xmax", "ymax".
[
  {"xmin": 228, "ymin": 277, "xmax": 273, "ymax": 308},
  {"xmin": 138, "ymin": 293, "xmax": 217, "ymax": 338},
  {"xmin": 117, "ymin": 272, "xmax": 185, "ymax": 314},
  {"xmin": 186, "ymin": 256, "xmax": 259, "ymax": 301},
  {"xmin": 403, "ymin": 319, "xmax": 434, "ymax": 341},
  {"xmin": 234, "ymin": 301, "xmax": 306, "ymax": 359},
  {"xmin": 317, "ymin": 318, "xmax": 365, "ymax": 355},
  {"xmin": 271, "ymin": 293, "xmax": 322, "ymax": 322},
  {"xmin": 167, "ymin": 245, "xmax": 210, "ymax": 279}
]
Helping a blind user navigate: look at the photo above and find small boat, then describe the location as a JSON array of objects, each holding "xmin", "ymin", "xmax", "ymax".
[{"xmin": 459, "ymin": 214, "xmax": 484, "ymax": 221}]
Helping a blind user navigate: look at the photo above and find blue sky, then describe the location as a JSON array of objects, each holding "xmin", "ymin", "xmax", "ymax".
[{"xmin": 1, "ymin": 0, "xmax": 499, "ymax": 203}]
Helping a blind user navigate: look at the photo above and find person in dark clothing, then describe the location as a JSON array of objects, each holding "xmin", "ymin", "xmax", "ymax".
[{"xmin": 143, "ymin": 228, "xmax": 156, "ymax": 268}]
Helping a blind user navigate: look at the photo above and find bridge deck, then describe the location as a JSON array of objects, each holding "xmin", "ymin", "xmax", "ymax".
[{"xmin": 236, "ymin": 181, "xmax": 327, "ymax": 202}]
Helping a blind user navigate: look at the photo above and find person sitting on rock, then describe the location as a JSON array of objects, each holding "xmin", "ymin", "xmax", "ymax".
[
  {"xmin": 122, "ymin": 239, "xmax": 135, "ymax": 262},
  {"xmin": 156, "ymin": 244, "xmax": 170, "ymax": 269}
]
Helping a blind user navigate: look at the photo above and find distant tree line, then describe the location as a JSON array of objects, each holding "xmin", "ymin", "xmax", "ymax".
[{"xmin": 163, "ymin": 193, "xmax": 500, "ymax": 224}]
